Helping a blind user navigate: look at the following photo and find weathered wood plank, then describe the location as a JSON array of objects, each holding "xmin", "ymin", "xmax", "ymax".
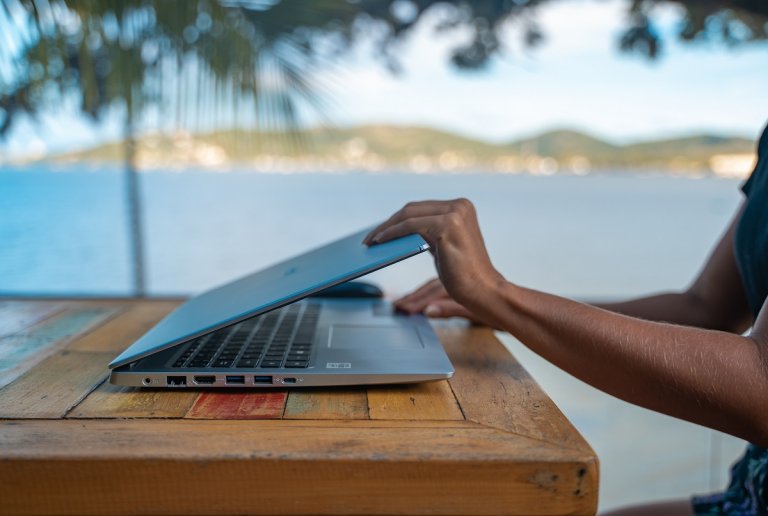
[
  {"xmin": 0, "ymin": 307, "xmax": 119, "ymax": 389},
  {"xmin": 67, "ymin": 301, "xmax": 178, "ymax": 353},
  {"xmin": 0, "ymin": 419, "xmax": 597, "ymax": 516},
  {"xmin": 0, "ymin": 350, "xmax": 114, "ymax": 419},
  {"xmin": 68, "ymin": 382, "xmax": 199, "ymax": 419},
  {"xmin": 367, "ymin": 380, "xmax": 464, "ymax": 421},
  {"xmin": 0, "ymin": 300, "xmax": 63, "ymax": 338},
  {"xmin": 284, "ymin": 388, "xmax": 369, "ymax": 420},
  {"xmin": 185, "ymin": 391, "xmax": 288, "ymax": 419},
  {"xmin": 439, "ymin": 326, "xmax": 592, "ymax": 451}
]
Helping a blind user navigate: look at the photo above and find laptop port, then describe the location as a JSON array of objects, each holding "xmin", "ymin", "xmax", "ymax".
[
  {"xmin": 253, "ymin": 375, "xmax": 273, "ymax": 384},
  {"xmin": 225, "ymin": 375, "xmax": 245, "ymax": 385},
  {"xmin": 282, "ymin": 377, "xmax": 297, "ymax": 384},
  {"xmin": 193, "ymin": 375, "xmax": 216, "ymax": 385},
  {"xmin": 167, "ymin": 376, "xmax": 186, "ymax": 386}
]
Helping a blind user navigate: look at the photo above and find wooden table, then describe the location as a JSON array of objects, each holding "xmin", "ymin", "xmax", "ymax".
[{"xmin": 0, "ymin": 298, "xmax": 598, "ymax": 515}]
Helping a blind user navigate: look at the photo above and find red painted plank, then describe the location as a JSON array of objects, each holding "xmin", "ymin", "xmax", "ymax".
[{"xmin": 185, "ymin": 391, "xmax": 288, "ymax": 419}]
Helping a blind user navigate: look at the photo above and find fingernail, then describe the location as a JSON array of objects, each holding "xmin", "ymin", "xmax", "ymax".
[{"xmin": 424, "ymin": 305, "xmax": 440, "ymax": 317}]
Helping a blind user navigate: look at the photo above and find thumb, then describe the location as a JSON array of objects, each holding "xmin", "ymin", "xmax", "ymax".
[{"xmin": 424, "ymin": 299, "xmax": 476, "ymax": 319}]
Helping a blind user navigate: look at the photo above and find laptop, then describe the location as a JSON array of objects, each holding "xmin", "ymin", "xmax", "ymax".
[{"xmin": 108, "ymin": 226, "xmax": 455, "ymax": 388}]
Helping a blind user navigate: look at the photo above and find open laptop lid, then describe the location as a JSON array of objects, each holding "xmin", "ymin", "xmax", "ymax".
[{"xmin": 109, "ymin": 227, "xmax": 429, "ymax": 369}]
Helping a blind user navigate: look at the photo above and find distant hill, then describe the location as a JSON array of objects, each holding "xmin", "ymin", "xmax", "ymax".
[{"xmin": 48, "ymin": 124, "xmax": 756, "ymax": 176}]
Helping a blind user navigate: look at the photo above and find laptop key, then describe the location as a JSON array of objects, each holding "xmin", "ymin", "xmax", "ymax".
[
  {"xmin": 285, "ymin": 361, "xmax": 308, "ymax": 368},
  {"xmin": 260, "ymin": 360, "xmax": 282, "ymax": 368},
  {"xmin": 236, "ymin": 359, "xmax": 256, "ymax": 367}
]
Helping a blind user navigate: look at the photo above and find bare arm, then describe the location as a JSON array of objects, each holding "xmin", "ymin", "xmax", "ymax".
[
  {"xmin": 593, "ymin": 209, "xmax": 753, "ymax": 333},
  {"xmin": 486, "ymin": 281, "xmax": 768, "ymax": 446},
  {"xmin": 367, "ymin": 199, "xmax": 768, "ymax": 446},
  {"xmin": 394, "ymin": 210, "xmax": 752, "ymax": 334}
]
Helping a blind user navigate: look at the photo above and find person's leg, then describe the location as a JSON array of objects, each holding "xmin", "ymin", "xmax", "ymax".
[{"xmin": 601, "ymin": 499, "xmax": 694, "ymax": 516}]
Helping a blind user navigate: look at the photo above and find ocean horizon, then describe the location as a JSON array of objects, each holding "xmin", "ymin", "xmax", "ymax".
[{"xmin": 1, "ymin": 163, "xmax": 744, "ymax": 299}]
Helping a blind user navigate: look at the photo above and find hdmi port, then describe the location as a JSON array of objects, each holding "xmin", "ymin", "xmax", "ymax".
[{"xmin": 193, "ymin": 375, "xmax": 215, "ymax": 385}]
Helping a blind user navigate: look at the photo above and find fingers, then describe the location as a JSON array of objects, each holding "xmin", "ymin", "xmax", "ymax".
[
  {"xmin": 364, "ymin": 200, "xmax": 455, "ymax": 245},
  {"xmin": 367, "ymin": 214, "xmax": 447, "ymax": 248},
  {"xmin": 423, "ymin": 299, "xmax": 477, "ymax": 320},
  {"xmin": 395, "ymin": 278, "xmax": 447, "ymax": 313}
]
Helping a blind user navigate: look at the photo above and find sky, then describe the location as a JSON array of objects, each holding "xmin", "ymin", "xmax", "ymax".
[{"xmin": 1, "ymin": 0, "xmax": 767, "ymax": 160}]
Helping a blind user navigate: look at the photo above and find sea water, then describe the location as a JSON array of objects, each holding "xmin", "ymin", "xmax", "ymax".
[{"xmin": 0, "ymin": 164, "xmax": 743, "ymax": 299}]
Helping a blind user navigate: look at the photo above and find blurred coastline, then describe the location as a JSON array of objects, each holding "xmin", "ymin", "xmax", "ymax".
[{"xmin": 1, "ymin": 125, "xmax": 756, "ymax": 179}]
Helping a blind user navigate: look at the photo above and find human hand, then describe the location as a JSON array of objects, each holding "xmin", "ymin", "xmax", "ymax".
[
  {"xmin": 395, "ymin": 277, "xmax": 495, "ymax": 326},
  {"xmin": 364, "ymin": 198, "xmax": 504, "ymax": 312}
]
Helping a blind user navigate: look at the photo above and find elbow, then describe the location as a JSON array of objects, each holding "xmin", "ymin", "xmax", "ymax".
[
  {"xmin": 745, "ymin": 343, "xmax": 768, "ymax": 447},
  {"xmin": 746, "ymin": 414, "xmax": 768, "ymax": 448},
  {"xmin": 683, "ymin": 289, "xmax": 751, "ymax": 333}
]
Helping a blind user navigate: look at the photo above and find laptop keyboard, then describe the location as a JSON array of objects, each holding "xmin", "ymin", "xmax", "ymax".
[{"xmin": 170, "ymin": 302, "xmax": 320, "ymax": 369}]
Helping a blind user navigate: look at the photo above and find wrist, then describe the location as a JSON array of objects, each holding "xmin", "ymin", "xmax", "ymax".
[{"xmin": 458, "ymin": 270, "xmax": 512, "ymax": 320}]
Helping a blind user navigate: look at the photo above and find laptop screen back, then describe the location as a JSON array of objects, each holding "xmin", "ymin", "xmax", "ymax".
[{"xmin": 109, "ymin": 227, "xmax": 429, "ymax": 368}]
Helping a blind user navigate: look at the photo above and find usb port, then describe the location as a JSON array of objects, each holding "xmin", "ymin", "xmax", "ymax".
[
  {"xmin": 226, "ymin": 375, "xmax": 245, "ymax": 385},
  {"xmin": 282, "ymin": 377, "xmax": 297, "ymax": 384},
  {"xmin": 253, "ymin": 375, "xmax": 273, "ymax": 384},
  {"xmin": 167, "ymin": 376, "xmax": 186, "ymax": 386},
  {"xmin": 193, "ymin": 375, "xmax": 215, "ymax": 385}
]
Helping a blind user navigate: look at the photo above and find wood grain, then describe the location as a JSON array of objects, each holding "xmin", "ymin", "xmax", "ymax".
[
  {"xmin": 0, "ymin": 307, "xmax": 119, "ymax": 389},
  {"xmin": 0, "ymin": 419, "xmax": 597, "ymax": 515},
  {"xmin": 440, "ymin": 326, "xmax": 593, "ymax": 451},
  {"xmin": 0, "ymin": 350, "xmax": 114, "ymax": 418},
  {"xmin": 284, "ymin": 388, "xmax": 369, "ymax": 420},
  {"xmin": 367, "ymin": 380, "xmax": 464, "ymax": 421},
  {"xmin": 0, "ymin": 300, "xmax": 599, "ymax": 515},
  {"xmin": 185, "ymin": 391, "xmax": 288, "ymax": 419},
  {"xmin": 67, "ymin": 301, "xmax": 178, "ymax": 353},
  {"xmin": 0, "ymin": 300, "xmax": 63, "ymax": 338},
  {"xmin": 68, "ymin": 381, "xmax": 199, "ymax": 419}
]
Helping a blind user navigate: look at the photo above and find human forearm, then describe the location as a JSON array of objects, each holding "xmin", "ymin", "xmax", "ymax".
[
  {"xmin": 368, "ymin": 198, "xmax": 767, "ymax": 444},
  {"xmin": 591, "ymin": 292, "xmax": 739, "ymax": 331},
  {"xmin": 474, "ymin": 281, "xmax": 768, "ymax": 445}
]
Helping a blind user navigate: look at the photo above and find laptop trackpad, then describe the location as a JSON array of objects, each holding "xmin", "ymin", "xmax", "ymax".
[{"xmin": 329, "ymin": 325, "xmax": 424, "ymax": 350}]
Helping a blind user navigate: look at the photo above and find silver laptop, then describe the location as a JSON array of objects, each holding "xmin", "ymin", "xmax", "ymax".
[{"xmin": 108, "ymin": 227, "xmax": 454, "ymax": 388}]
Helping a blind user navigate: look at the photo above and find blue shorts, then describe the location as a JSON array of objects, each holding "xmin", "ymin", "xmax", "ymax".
[{"xmin": 692, "ymin": 444, "xmax": 768, "ymax": 515}]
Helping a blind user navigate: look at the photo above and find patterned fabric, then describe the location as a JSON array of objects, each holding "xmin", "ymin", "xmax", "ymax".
[
  {"xmin": 691, "ymin": 124, "xmax": 768, "ymax": 514},
  {"xmin": 692, "ymin": 445, "xmax": 768, "ymax": 515}
]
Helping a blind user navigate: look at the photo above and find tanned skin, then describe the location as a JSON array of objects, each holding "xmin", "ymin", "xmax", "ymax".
[{"xmin": 365, "ymin": 199, "xmax": 768, "ymax": 515}]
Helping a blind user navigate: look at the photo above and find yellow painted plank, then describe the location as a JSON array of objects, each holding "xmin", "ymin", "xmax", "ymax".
[
  {"xmin": 367, "ymin": 380, "xmax": 464, "ymax": 420},
  {"xmin": 68, "ymin": 381, "xmax": 199, "ymax": 419},
  {"xmin": 284, "ymin": 388, "xmax": 369, "ymax": 420}
]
